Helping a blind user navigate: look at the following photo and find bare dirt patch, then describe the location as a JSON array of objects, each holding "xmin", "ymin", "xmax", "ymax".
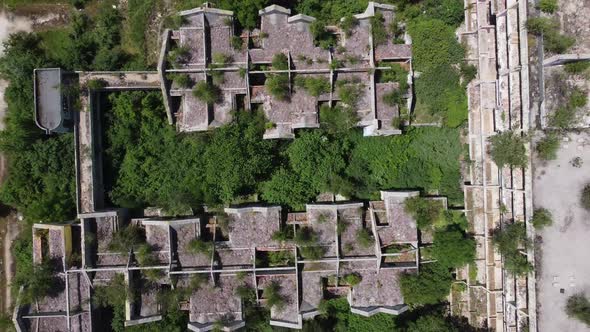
[{"xmin": 534, "ymin": 131, "xmax": 590, "ymax": 331}]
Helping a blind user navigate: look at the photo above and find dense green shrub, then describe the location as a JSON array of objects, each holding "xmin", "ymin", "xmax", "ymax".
[
  {"xmin": 408, "ymin": 19, "xmax": 464, "ymax": 73},
  {"xmin": 564, "ymin": 61, "xmax": 590, "ymax": 74},
  {"xmin": 536, "ymin": 133, "xmax": 560, "ymax": 160},
  {"xmin": 263, "ymin": 282, "xmax": 285, "ymax": 310},
  {"xmin": 340, "ymin": 14, "xmax": 359, "ymax": 36},
  {"xmin": 319, "ymin": 104, "xmax": 359, "ymax": 135},
  {"xmin": 0, "ymin": 33, "xmax": 77, "ymax": 222},
  {"xmin": 171, "ymin": 73, "xmax": 192, "ymax": 88},
  {"xmin": 261, "ymin": 169, "xmax": 315, "ymax": 210},
  {"xmin": 400, "ymin": 262, "xmax": 453, "ymax": 306},
  {"xmin": 404, "ymin": 197, "xmax": 445, "ymax": 229},
  {"xmin": 295, "ymin": 76, "xmax": 330, "ymax": 97},
  {"xmin": 531, "ymin": 208, "xmax": 553, "ymax": 229},
  {"xmin": 377, "ymin": 62, "xmax": 409, "ymax": 90},
  {"xmin": 109, "ymin": 225, "xmax": 143, "ymax": 253},
  {"xmin": 489, "ymin": 131, "xmax": 528, "ymax": 168},
  {"xmin": 566, "ymin": 293, "xmax": 590, "ymax": 326},
  {"xmin": 581, "ymin": 184, "xmax": 590, "ymax": 212},
  {"xmin": 265, "ymin": 74, "xmax": 290, "ymax": 100},
  {"xmin": 432, "ymin": 225, "xmax": 476, "ymax": 268},
  {"xmin": 526, "ymin": 17, "xmax": 575, "ymax": 54},
  {"xmin": 421, "ymin": 0, "xmax": 465, "ymax": 27},
  {"xmin": 186, "ymin": 239, "xmax": 214, "ymax": 256},
  {"xmin": 192, "ymin": 81, "xmax": 221, "ymax": 104},
  {"xmin": 539, "ymin": 0, "xmax": 558, "ymax": 13},
  {"xmin": 493, "ymin": 223, "xmax": 533, "ymax": 276},
  {"xmin": 370, "ymin": 11, "xmax": 388, "ymax": 46}
]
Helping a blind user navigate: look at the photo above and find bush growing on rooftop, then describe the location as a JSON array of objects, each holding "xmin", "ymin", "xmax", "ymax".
[
  {"xmin": 538, "ymin": 0, "xmax": 558, "ymax": 13},
  {"xmin": 294, "ymin": 76, "xmax": 330, "ymax": 97},
  {"xmin": 186, "ymin": 238, "xmax": 214, "ymax": 256},
  {"xmin": 526, "ymin": 17, "xmax": 575, "ymax": 54},
  {"xmin": 404, "ymin": 197, "xmax": 445, "ymax": 229},
  {"xmin": 565, "ymin": 293, "xmax": 590, "ymax": 326},
  {"xmin": 14, "ymin": 259, "xmax": 62, "ymax": 304},
  {"xmin": 190, "ymin": 274, "xmax": 208, "ymax": 291},
  {"xmin": 167, "ymin": 45, "xmax": 191, "ymax": 67},
  {"xmin": 265, "ymin": 73, "xmax": 290, "ymax": 101},
  {"xmin": 337, "ymin": 81, "xmax": 364, "ymax": 107},
  {"xmin": 370, "ymin": 11, "xmax": 388, "ymax": 46},
  {"xmin": 492, "ymin": 222, "xmax": 533, "ymax": 276},
  {"xmin": 356, "ymin": 228, "xmax": 374, "ymax": 248},
  {"xmin": 271, "ymin": 53, "xmax": 289, "ymax": 70},
  {"xmin": 109, "ymin": 225, "xmax": 143, "ymax": 253},
  {"xmin": 231, "ymin": 36, "xmax": 243, "ymax": 50},
  {"xmin": 135, "ymin": 243, "xmax": 157, "ymax": 266},
  {"xmin": 377, "ymin": 63, "xmax": 409, "ymax": 89},
  {"xmin": 310, "ymin": 20, "xmax": 336, "ymax": 49},
  {"xmin": 383, "ymin": 89, "xmax": 403, "ymax": 107},
  {"xmin": 342, "ymin": 273, "xmax": 362, "ymax": 286},
  {"xmin": 340, "ymin": 15, "xmax": 359, "ymax": 37},
  {"xmin": 93, "ymin": 274, "xmax": 127, "ymax": 309},
  {"xmin": 236, "ymin": 285, "xmax": 255, "ymax": 301},
  {"xmin": 319, "ymin": 104, "xmax": 358, "ymax": 135},
  {"xmin": 192, "ymin": 81, "xmax": 221, "ymax": 104},
  {"xmin": 531, "ymin": 208, "xmax": 553, "ymax": 229},
  {"xmin": 536, "ymin": 133, "xmax": 560, "ymax": 160},
  {"xmin": 489, "ymin": 131, "xmax": 528, "ymax": 169},
  {"xmin": 171, "ymin": 73, "xmax": 192, "ymax": 88},
  {"xmin": 86, "ymin": 78, "xmax": 107, "ymax": 90},
  {"xmin": 263, "ymin": 282, "xmax": 286, "ymax": 311}
]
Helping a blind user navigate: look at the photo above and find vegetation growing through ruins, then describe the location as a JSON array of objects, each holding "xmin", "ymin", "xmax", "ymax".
[
  {"xmin": 565, "ymin": 293, "xmax": 590, "ymax": 327},
  {"xmin": 492, "ymin": 223, "xmax": 533, "ymax": 276},
  {"xmin": 432, "ymin": 225, "xmax": 476, "ymax": 268},
  {"xmin": 549, "ymin": 87, "xmax": 588, "ymax": 128},
  {"xmin": 536, "ymin": 132, "xmax": 560, "ymax": 160},
  {"xmin": 342, "ymin": 273, "xmax": 362, "ymax": 286},
  {"xmin": 262, "ymin": 282, "xmax": 286, "ymax": 311},
  {"xmin": 404, "ymin": 197, "xmax": 445, "ymax": 229},
  {"xmin": 408, "ymin": 18, "xmax": 468, "ymax": 127},
  {"xmin": 294, "ymin": 227, "xmax": 325, "ymax": 260},
  {"xmin": 531, "ymin": 208, "xmax": 553, "ymax": 229},
  {"xmin": 109, "ymin": 225, "xmax": 143, "ymax": 253},
  {"xmin": 170, "ymin": 73, "xmax": 193, "ymax": 88},
  {"xmin": 400, "ymin": 262, "xmax": 453, "ymax": 306},
  {"xmin": 489, "ymin": 131, "xmax": 528, "ymax": 168},
  {"xmin": 564, "ymin": 61, "xmax": 590, "ymax": 75},
  {"xmin": 526, "ymin": 17, "xmax": 575, "ymax": 54},
  {"xmin": 186, "ymin": 238, "xmax": 214, "ymax": 256},
  {"xmin": 538, "ymin": 0, "xmax": 558, "ymax": 13},
  {"xmin": 356, "ymin": 228, "xmax": 374, "ymax": 248},
  {"xmin": 294, "ymin": 76, "xmax": 331, "ymax": 97},
  {"xmin": 370, "ymin": 11, "xmax": 388, "ymax": 46},
  {"xmin": 192, "ymin": 81, "xmax": 222, "ymax": 104},
  {"xmin": 319, "ymin": 105, "xmax": 359, "ymax": 135},
  {"xmin": 340, "ymin": 14, "xmax": 359, "ymax": 37}
]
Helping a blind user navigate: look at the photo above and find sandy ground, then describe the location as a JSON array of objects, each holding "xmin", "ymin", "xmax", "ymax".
[{"xmin": 535, "ymin": 131, "xmax": 590, "ymax": 332}]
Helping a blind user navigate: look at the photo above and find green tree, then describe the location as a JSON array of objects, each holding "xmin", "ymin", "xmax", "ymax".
[
  {"xmin": 407, "ymin": 314, "xmax": 458, "ymax": 332},
  {"xmin": 192, "ymin": 81, "xmax": 221, "ymax": 104},
  {"xmin": 286, "ymin": 131, "xmax": 347, "ymax": 194},
  {"xmin": 489, "ymin": 131, "xmax": 528, "ymax": 168},
  {"xmin": 404, "ymin": 197, "xmax": 445, "ymax": 229},
  {"xmin": 565, "ymin": 293, "xmax": 590, "ymax": 326},
  {"xmin": 536, "ymin": 133, "xmax": 560, "ymax": 160},
  {"xmin": 531, "ymin": 208, "xmax": 553, "ymax": 229},
  {"xmin": 319, "ymin": 104, "xmax": 358, "ymax": 135},
  {"xmin": 203, "ymin": 111, "xmax": 277, "ymax": 203},
  {"xmin": 492, "ymin": 223, "xmax": 533, "ymax": 276},
  {"xmin": 539, "ymin": 0, "xmax": 558, "ymax": 13},
  {"xmin": 432, "ymin": 225, "xmax": 476, "ymax": 268},
  {"xmin": 261, "ymin": 168, "xmax": 315, "ymax": 210},
  {"xmin": 400, "ymin": 263, "xmax": 453, "ymax": 306}
]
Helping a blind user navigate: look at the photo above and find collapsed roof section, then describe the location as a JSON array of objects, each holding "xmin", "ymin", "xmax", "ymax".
[{"xmin": 160, "ymin": 2, "xmax": 413, "ymax": 139}]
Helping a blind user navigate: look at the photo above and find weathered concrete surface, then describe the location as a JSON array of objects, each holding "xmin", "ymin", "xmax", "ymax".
[{"xmin": 534, "ymin": 132, "xmax": 590, "ymax": 332}]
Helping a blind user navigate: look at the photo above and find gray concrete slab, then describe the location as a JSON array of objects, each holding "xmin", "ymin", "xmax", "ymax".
[{"xmin": 534, "ymin": 131, "xmax": 590, "ymax": 332}]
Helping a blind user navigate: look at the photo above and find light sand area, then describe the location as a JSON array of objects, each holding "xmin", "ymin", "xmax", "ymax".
[{"xmin": 534, "ymin": 131, "xmax": 590, "ymax": 332}]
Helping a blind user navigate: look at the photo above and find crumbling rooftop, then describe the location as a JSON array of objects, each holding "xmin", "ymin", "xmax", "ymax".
[{"xmin": 162, "ymin": 2, "xmax": 413, "ymax": 139}]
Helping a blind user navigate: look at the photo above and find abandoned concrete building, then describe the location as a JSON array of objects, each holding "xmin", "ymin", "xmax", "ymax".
[
  {"xmin": 163, "ymin": 2, "xmax": 412, "ymax": 138},
  {"xmin": 20, "ymin": 2, "xmax": 428, "ymax": 331},
  {"xmin": 13, "ymin": 191, "xmax": 447, "ymax": 331}
]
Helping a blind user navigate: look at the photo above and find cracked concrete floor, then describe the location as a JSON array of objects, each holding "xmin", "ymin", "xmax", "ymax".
[{"xmin": 534, "ymin": 131, "xmax": 590, "ymax": 332}]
